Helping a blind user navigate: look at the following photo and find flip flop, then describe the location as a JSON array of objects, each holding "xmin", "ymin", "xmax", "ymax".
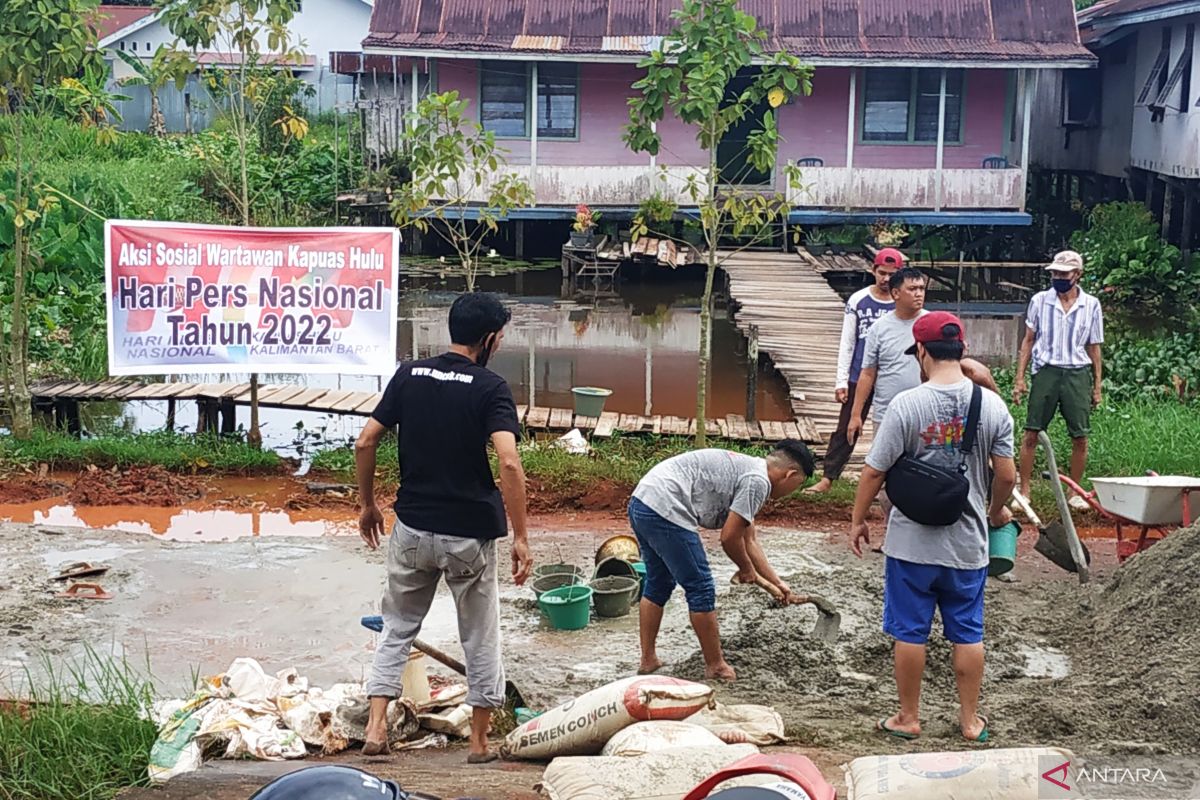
[
  {"xmin": 636, "ymin": 664, "xmax": 664, "ymax": 675},
  {"xmin": 963, "ymin": 714, "xmax": 989, "ymax": 743},
  {"xmin": 362, "ymin": 740, "xmax": 389, "ymax": 756},
  {"xmin": 51, "ymin": 562, "xmax": 109, "ymax": 582},
  {"xmin": 876, "ymin": 718, "xmax": 920, "ymax": 740},
  {"xmin": 467, "ymin": 752, "xmax": 499, "ymax": 764}
]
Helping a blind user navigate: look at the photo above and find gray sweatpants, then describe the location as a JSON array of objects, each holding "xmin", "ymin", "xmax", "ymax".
[{"xmin": 366, "ymin": 521, "xmax": 505, "ymax": 709}]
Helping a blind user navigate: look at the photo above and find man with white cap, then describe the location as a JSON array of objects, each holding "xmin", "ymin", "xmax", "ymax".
[{"xmin": 1012, "ymin": 250, "xmax": 1104, "ymax": 509}]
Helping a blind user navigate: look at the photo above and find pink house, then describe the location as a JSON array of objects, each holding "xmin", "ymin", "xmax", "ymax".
[{"xmin": 344, "ymin": 0, "xmax": 1093, "ymax": 225}]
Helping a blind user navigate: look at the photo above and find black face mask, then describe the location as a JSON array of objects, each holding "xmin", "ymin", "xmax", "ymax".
[
  {"xmin": 476, "ymin": 332, "xmax": 497, "ymax": 368},
  {"xmin": 1052, "ymin": 277, "xmax": 1074, "ymax": 294}
]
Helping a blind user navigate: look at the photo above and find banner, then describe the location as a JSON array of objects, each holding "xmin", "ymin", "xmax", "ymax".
[{"xmin": 105, "ymin": 220, "xmax": 399, "ymax": 375}]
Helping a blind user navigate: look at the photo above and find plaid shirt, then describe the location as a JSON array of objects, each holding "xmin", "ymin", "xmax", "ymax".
[{"xmin": 1026, "ymin": 288, "xmax": 1104, "ymax": 372}]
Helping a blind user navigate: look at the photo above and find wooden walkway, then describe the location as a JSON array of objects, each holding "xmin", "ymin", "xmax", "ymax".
[
  {"xmin": 29, "ymin": 379, "xmax": 816, "ymax": 443},
  {"xmin": 722, "ymin": 249, "xmax": 873, "ymax": 457}
]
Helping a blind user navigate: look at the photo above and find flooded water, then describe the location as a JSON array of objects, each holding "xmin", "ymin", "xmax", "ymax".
[
  {"xmin": 80, "ymin": 266, "xmax": 792, "ymax": 456},
  {"xmin": 1, "ymin": 476, "xmax": 357, "ymax": 540}
]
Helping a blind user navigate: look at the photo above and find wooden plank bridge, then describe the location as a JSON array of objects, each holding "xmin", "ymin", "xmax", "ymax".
[
  {"xmin": 722, "ymin": 249, "xmax": 873, "ymax": 460},
  {"xmin": 29, "ymin": 378, "xmax": 817, "ymax": 444}
]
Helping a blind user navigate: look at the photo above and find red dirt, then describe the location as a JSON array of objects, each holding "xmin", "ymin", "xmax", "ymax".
[
  {"xmin": 526, "ymin": 477, "xmax": 632, "ymax": 516},
  {"xmin": 0, "ymin": 479, "xmax": 69, "ymax": 504},
  {"xmin": 68, "ymin": 465, "xmax": 205, "ymax": 507}
]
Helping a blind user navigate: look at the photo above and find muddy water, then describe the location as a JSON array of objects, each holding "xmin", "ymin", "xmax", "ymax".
[
  {"xmin": 80, "ymin": 268, "xmax": 793, "ymax": 454},
  {"xmin": 0, "ymin": 476, "xmax": 357, "ymax": 541}
]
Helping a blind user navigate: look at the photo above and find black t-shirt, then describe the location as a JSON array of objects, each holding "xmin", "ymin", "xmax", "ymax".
[{"xmin": 371, "ymin": 352, "xmax": 520, "ymax": 539}]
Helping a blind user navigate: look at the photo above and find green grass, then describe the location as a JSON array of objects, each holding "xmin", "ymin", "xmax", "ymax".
[
  {"xmin": 0, "ymin": 651, "xmax": 158, "ymax": 800},
  {"xmin": 310, "ymin": 397, "xmax": 1200, "ymax": 521},
  {"xmin": 0, "ymin": 429, "xmax": 283, "ymax": 474}
]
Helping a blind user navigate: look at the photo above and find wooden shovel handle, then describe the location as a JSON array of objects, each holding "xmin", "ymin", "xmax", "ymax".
[{"xmin": 412, "ymin": 639, "xmax": 467, "ymax": 678}]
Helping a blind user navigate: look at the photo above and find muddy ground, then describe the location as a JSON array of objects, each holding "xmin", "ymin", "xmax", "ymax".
[{"xmin": 2, "ymin": 467, "xmax": 1197, "ymax": 797}]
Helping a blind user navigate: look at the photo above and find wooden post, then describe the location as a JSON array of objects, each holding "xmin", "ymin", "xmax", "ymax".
[
  {"xmin": 516, "ymin": 220, "xmax": 526, "ymax": 260},
  {"xmin": 1181, "ymin": 184, "xmax": 1194, "ymax": 263},
  {"xmin": 1162, "ymin": 179, "xmax": 1175, "ymax": 240},
  {"xmin": 644, "ymin": 343, "xmax": 653, "ymax": 416},
  {"xmin": 745, "ymin": 324, "xmax": 758, "ymax": 423},
  {"xmin": 219, "ymin": 397, "xmax": 237, "ymax": 435},
  {"xmin": 166, "ymin": 397, "xmax": 176, "ymax": 432},
  {"xmin": 196, "ymin": 400, "xmax": 207, "ymax": 434},
  {"xmin": 529, "ymin": 62, "xmax": 539, "ymax": 204},
  {"xmin": 1019, "ymin": 69, "xmax": 1033, "ymax": 213},
  {"xmin": 934, "ymin": 69, "xmax": 948, "ymax": 211},
  {"xmin": 845, "ymin": 70, "xmax": 856, "ymax": 171}
]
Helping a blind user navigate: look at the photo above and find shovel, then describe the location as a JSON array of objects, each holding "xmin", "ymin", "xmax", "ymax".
[
  {"xmin": 359, "ymin": 616, "xmax": 528, "ymax": 708},
  {"xmin": 1010, "ymin": 487, "xmax": 1091, "ymax": 582},
  {"xmin": 738, "ymin": 575, "xmax": 841, "ymax": 644}
]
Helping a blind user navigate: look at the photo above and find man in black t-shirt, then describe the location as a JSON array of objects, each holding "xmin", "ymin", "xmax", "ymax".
[{"xmin": 355, "ymin": 292, "xmax": 531, "ymax": 763}]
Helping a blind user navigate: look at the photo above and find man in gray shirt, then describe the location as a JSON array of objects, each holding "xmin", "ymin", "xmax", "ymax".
[
  {"xmin": 629, "ymin": 440, "xmax": 814, "ymax": 681},
  {"xmin": 850, "ymin": 312, "xmax": 1015, "ymax": 744},
  {"xmin": 848, "ymin": 267, "xmax": 928, "ymax": 443}
]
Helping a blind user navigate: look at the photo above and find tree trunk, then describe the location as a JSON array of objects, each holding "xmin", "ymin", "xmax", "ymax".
[
  {"xmin": 9, "ymin": 118, "xmax": 33, "ymax": 439},
  {"xmin": 149, "ymin": 90, "xmax": 166, "ymax": 137},
  {"xmin": 235, "ymin": 53, "xmax": 262, "ymax": 450},
  {"xmin": 695, "ymin": 250, "xmax": 715, "ymax": 448}
]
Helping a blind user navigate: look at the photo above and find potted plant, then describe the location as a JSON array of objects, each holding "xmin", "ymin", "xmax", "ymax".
[
  {"xmin": 804, "ymin": 227, "xmax": 829, "ymax": 254},
  {"xmin": 870, "ymin": 220, "xmax": 909, "ymax": 249},
  {"xmin": 571, "ymin": 203, "xmax": 601, "ymax": 247},
  {"xmin": 826, "ymin": 225, "xmax": 862, "ymax": 255}
]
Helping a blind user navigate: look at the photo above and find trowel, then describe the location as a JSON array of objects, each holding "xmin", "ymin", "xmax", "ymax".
[{"xmin": 738, "ymin": 575, "xmax": 841, "ymax": 644}]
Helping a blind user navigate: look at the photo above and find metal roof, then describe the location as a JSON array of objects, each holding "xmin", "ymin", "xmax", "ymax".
[
  {"xmin": 92, "ymin": 5, "xmax": 156, "ymax": 42},
  {"xmin": 1078, "ymin": 0, "xmax": 1200, "ymax": 47},
  {"xmin": 363, "ymin": 0, "xmax": 1094, "ymax": 65}
]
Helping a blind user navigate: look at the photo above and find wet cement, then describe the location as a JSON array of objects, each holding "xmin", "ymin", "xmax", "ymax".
[{"xmin": 3, "ymin": 516, "xmax": 1195, "ymax": 796}]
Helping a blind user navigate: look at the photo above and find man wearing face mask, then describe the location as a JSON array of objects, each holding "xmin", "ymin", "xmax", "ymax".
[
  {"xmin": 1012, "ymin": 251, "xmax": 1104, "ymax": 510},
  {"xmin": 355, "ymin": 292, "xmax": 532, "ymax": 763}
]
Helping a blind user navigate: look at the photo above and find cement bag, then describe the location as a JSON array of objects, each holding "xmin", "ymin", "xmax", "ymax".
[
  {"xmin": 539, "ymin": 744, "xmax": 763, "ymax": 800},
  {"xmin": 419, "ymin": 704, "xmax": 473, "ymax": 738},
  {"xmin": 503, "ymin": 676, "xmax": 715, "ymax": 760},
  {"xmin": 687, "ymin": 703, "xmax": 787, "ymax": 746},
  {"xmin": 845, "ymin": 747, "xmax": 1075, "ymax": 800},
  {"xmin": 601, "ymin": 721, "xmax": 725, "ymax": 756}
]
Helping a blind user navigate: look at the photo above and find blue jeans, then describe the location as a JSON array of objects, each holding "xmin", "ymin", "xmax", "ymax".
[
  {"xmin": 883, "ymin": 557, "xmax": 987, "ymax": 645},
  {"xmin": 627, "ymin": 497, "xmax": 715, "ymax": 613}
]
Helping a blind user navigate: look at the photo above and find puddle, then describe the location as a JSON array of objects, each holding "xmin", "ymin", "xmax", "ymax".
[{"xmin": 1019, "ymin": 644, "xmax": 1071, "ymax": 679}]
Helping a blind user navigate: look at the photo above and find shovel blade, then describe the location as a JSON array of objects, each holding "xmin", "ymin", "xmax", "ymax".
[
  {"xmin": 811, "ymin": 610, "xmax": 841, "ymax": 644},
  {"xmin": 1034, "ymin": 524, "xmax": 1092, "ymax": 573}
]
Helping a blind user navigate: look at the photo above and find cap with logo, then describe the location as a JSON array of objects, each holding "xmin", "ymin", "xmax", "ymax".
[
  {"xmin": 904, "ymin": 310, "xmax": 966, "ymax": 355},
  {"xmin": 1046, "ymin": 250, "xmax": 1084, "ymax": 273},
  {"xmin": 873, "ymin": 247, "xmax": 905, "ymax": 268}
]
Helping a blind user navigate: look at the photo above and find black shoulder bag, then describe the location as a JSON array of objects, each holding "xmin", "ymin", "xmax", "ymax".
[{"xmin": 884, "ymin": 384, "xmax": 982, "ymax": 527}]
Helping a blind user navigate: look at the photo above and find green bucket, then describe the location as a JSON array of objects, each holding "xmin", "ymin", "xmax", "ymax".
[
  {"xmin": 571, "ymin": 387, "xmax": 612, "ymax": 418},
  {"xmin": 988, "ymin": 521, "xmax": 1021, "ymax": 577},
  {"xmin": 538, "ymin": 585, "xmax": 594, "ymax": 630},
  {"xmin": 531, "ymin": 572, "xmax": 580, "ymax": 600}
]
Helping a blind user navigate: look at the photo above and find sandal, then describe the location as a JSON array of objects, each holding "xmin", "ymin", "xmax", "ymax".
[{"xmin": 876, "ymin": 717, "xmax": 919, "ymax": 740}]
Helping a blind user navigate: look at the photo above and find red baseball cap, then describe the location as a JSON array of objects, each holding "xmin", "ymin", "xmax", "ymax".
[
  {"xmin": 905, "ymin": 311, "xmax": 966, "ymax": 355},
  {"xmin": 874, "ymin": 248, "xmax": 905, "ymax": 268}
]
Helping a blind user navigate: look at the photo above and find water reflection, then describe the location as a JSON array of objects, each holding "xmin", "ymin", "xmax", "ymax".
[{"xmin": 82, "ymin": 269, "xmax": 793, "ymax": 453}]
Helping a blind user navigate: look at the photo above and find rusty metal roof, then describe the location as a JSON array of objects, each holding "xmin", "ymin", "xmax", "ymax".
[
  {"xmin": 1078, "ymin": 0, "xmax": 1194, "ymax": 47},
  {"xmin": 91, "ymin": 5, "xmax": 156, "ymax": 42},
  {"xmin": 363, "ymin": 0, "xmax": 1094, "ymax": 64}
]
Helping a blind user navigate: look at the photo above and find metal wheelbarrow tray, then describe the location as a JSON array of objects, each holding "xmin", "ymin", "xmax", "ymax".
[{"xmin": 1088, "ymin": 476, "xmax": 1200, "ymax": 526}]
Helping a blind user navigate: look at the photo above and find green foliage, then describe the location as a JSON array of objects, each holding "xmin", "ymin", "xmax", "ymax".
[
  {"xmin": 390, "ymin": 91, "xmax": 534, "ymax": 291},
  {"xmin": 1071, "ymin": 201, "xmax": 1199, "ymax": 321},
  {"xmin": 623, "ymin": 0, "xmax": 813, "ymax": 445},
  {"xmin": 0, "ymin": 429, "xmax": 284, "ymax": 473},
  {"xmin": 0, "ymin": 0, "xmax": 103, "ymax": 96},
  {"xmin": 0, "ymin": 649, "xmax": 157, "ymax": 800},
  {"xmin": 1101, "ymin": 326, "xmax": 1200, "ymax": 401}
]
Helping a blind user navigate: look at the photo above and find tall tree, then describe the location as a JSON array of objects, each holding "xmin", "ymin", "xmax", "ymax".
[
  {"xmin": 160, "ymin": 0, "xmax": 306, "ymax": 448},
  {"xmin": 390, "ymin": 91, "xmax": 533, "ymax": 291},
  {"xmin": 0, "ymin": 0, "xmax": 103, "ymax": 439},
  {"xmin": 625, "ymin": 0, "xmax": 812, "ymax": 445}
]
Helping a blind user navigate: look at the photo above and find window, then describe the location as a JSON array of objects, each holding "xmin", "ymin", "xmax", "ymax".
[
  {"xmin": 480, "ymin": 61, "xmax": 528, "ymax": 137},
  {"xmin": 131, "ymin": 41, "xmax": 138, "ymax": 51},
  {"xmin": 861, "ymin": 68, "xmax": 963, "ymax": 143},
  {"xmin": 1063, "ymin": 69, "xmax": 1101, "ymax": 126},
  {"xmin": 1158, "ymin": 27, "xmax": 1172, "ymax": 94},
  {"xmin": 480, "ymin": 61, "xmax": 579, "ymax": 139},
  {"xmin": 537, "ymin": 62, "xmax": 578, "ymax": 139},
  {"xmin": 1182, "ymin": 25, "xmax": 1194, "ymax": 112},
  {"xmin": 119, "ymin": 41, "xmax": 125, "ymax": 51}
]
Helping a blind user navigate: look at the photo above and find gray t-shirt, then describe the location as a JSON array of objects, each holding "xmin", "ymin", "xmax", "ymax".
[
  {"xmin": 861, "ymin": 309, "xmax": 927, "ymax": 422},
  {"xmin": 633, "ymin": 449, "xmax": 771, "ymax": 531},
  {"xmin": 865, "ymin": 378, "xmax": 1015, "ymax": 570}
]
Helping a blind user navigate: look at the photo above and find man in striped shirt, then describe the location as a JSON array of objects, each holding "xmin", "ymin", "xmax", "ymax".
[{"xmin": 1012, "ymin": 250, "xmax": 1104, "ymax": 510}]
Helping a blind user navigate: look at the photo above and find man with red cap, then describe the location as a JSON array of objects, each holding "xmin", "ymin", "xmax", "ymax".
[
  {"xmin": 849, "ymin": 311, "xmax": 1016, "ymax": 744},
  {"xmin": 805, "ymin": 247, "xmax": 900, "ymax": 495}
]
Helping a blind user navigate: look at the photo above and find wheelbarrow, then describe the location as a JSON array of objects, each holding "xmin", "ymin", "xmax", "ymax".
[{"xmin": 1055, "ymin": 470, "xmax": 1200, "ymax": 563}]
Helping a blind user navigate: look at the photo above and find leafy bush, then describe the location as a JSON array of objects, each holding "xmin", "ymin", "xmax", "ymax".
[
  {"xmin": 1071, "ymin": 201, "xmax": 1199, "ymax": 320},
  {"xmin": 1102, "ymin": 326, "xmax": 1200, "ymax": 401}
]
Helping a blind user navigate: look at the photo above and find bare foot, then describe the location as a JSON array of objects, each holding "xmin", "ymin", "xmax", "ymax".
[
  {"xmin": 362, "ymin": 739, "xmax": 390, "ymax": 756},
  {"xmin": 804, "ymin": 478, "xmax": 833, "ymax": 495},
  {"xmin": 961, "ymin": 714, "xmax": 989, "ymax": 742},
  {"xmin": 705, "ymin": 662, "xmax": 736, "ymax": 682},
  {"xmin": 637, "ymin": 657, "xmax": 665, "ymax": 675},
  {"xmin": 877, "ymin": 712, "xmax": 921, "ymax": 739}
]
